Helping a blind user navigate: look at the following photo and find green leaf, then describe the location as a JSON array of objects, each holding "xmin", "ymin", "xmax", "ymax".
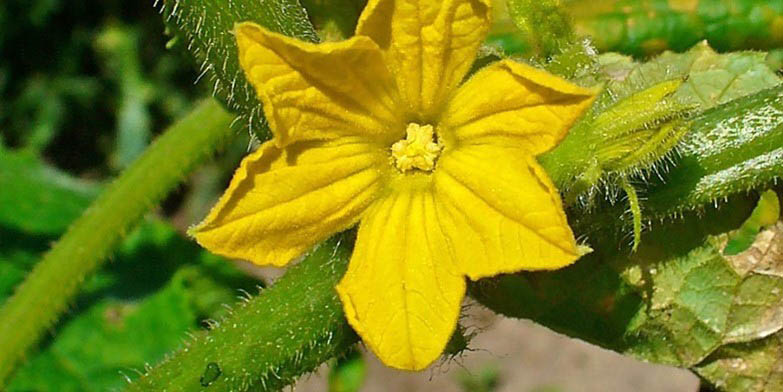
[
  {"xmin": 472, "ymin": 194, "xmax": 783, "ymax": 392},
  {"xmin": 160, "ymin": 0, "xmax": 318, "ymax": 137},
  {"xmin": 0, "ymin": 147, "xmax": 95, "ymax": 300},
  {"xmin": 0, "ymin": 228, "xmax": 49, "ymax": 300},
  {"xmin": 692, "ymin": 222, "xmax": 783, "ymax": 391},
  {"xmin": 0, "ymin": 100, "xmax": 235, "ymax": 385},
  {"xmin": 724, "ymin": 190, "xmax": 780, "ymax": 255},
  {"xmin": 328, "ymin": 349, "xmax": 366, "ymax": 392},
  {"xmin": 541, "ymin": 43, "xmax": 783, "ymax": 222},
  {"xmin": 7, "ymin": 278, "xmax": 195, "ymax": 392},
  {"xmin": 6, "ymin": 220, "xmax": 260, "ymax": 392},
  {"xmin": 613, "ymin": 42, "xmax": 781, "ymax": 111},
  {"xmin": 621, "ymin": 236, "xmax": 783, "ymax": 367},
  {"xmin": 0, "ymin": 148, "xmax": 100, "ymax": 235},
  {"xmin": 455, "ymin": 364, "xmax": 501, "ymax": 392},
  {"xmin": 0, "ymin": 111, "xmax": 256, "ymax": 390},
  {"xmin": 125, "ymin": 235, "xmax": 358, "ymax": 392},
  {"xmin": 695, "ymin": 320, "xmax": 783, "ymax": 391}
]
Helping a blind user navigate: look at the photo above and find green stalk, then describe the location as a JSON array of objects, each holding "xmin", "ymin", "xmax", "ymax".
[
  {"xmin": 539, "ymin": 85, "xmax": 783, "ymax": 216},
  {"xmin": 0, "ymin": 100, "xmax": 235, "ymax": 385},
  {"xmin": 160, "ymin": 0, "xmax": 318, "ymax": 139},
  {"xmin": 644, "ymin": 86, "xmax": 783, "ymax": 217},
  {"xmin": 124, "ymin": 236, "xmax": 358, "ymax": 391}
]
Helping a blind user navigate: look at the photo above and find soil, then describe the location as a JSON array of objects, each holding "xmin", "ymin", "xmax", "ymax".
[{"xmin": 295, "ymin": 302, "xmax": 700, "ymax": 392}]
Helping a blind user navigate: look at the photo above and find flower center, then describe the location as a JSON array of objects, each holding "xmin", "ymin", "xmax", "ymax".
[{"xmin": 391, "ymin": 123, "xmax": 442, "ymax": 173}]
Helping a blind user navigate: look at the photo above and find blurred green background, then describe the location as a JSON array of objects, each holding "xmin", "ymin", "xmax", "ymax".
[
  {"xmin": 1, "ymin": 0, "xmax": 782, "ymax": 390},
  {"xmin": 0, "ymin": 1, "xmax": 260, "ymax": 390}
]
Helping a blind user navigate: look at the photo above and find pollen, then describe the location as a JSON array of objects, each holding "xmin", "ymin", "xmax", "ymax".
[{"xmin": 391, "ymin": 123, "xmax": 442, "ymax": 173}]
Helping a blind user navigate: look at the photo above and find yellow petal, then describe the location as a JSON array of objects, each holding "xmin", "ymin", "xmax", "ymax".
[
  {"xmin": 433, "ymin": 144, "xmax": 582, "ymax": 280},
  {"xmin": 440, "ymin": 60, "xmax": 597, "ymax": 155},
  {"xmin": 236, "ymin": 22, "xmax": 403, "ymax": 146},
  {"xmin": 356, "ymin": 0, "xmax": 492, "ymax": 119},
  {"xmin": 193, "ymin": 138, "xmax": 387, "ymax": 266},
  {"xmin": 337, "ymin": 190, "xmax": 465, "ymax": 370}
]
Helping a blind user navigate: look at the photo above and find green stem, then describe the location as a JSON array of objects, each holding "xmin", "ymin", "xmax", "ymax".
[
  {"xmin": 540, "ymin": 85, "xmax": 783, "ymax": 217},
  {"xmin": 0, "ymin": 99, "xmax": 235, "ymax": 385},
  {"xmin": 644, "ymin": 86, "xmax": 783, "ymax": 217},
  {"xmin": 160, "ymin": 0, "xmax": 317, "ymax": 139},
  {"xmin": 124, "ymin": 236, "xmax": 358, "ymax": 391}
]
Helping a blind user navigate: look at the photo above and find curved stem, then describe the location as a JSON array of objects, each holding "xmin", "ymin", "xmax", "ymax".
[
  {"xmin": 0, "ymin": 100, "xmax": 235, "ymax": 385},
  {"xmin": 124, "ymin": 236, "xmax": 358, "ymax": 392}
]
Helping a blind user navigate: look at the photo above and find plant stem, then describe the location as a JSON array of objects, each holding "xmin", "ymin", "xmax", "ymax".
[
  {"xmin": 124, "ymin": 236, "xmax": 358, "ymax": 392},
  {"xmin": 645, "ymin": 86, "xmax": 783, "ymax": 217},
  {"xmin": 0, "ymin": 99, "xmax": 235, "ymax": 385}
]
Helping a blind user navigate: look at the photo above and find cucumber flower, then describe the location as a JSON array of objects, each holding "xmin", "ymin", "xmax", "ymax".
[{"xmin": 194, "ymin": 0, "xmax": 597, "ymax": 370}]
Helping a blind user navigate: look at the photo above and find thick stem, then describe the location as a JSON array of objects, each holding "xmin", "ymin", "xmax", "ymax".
[
  {"xmin": 124, "ymin": 236, "xmax": 359, "ymax": 392},
  {"xmin": 645, "ymin": 86, "xmax": 783, "ymax": 217},
  {"xmin": 0, "ymin": 100, "xmax": 235, "ymax": 385}
]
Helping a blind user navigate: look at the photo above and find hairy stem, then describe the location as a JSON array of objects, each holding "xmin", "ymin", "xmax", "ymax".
[
  {"xmin": 645, "ymin": 86, "xmax": 783, "ymax": 217},
  {"xmin": 160, "ymin": 0, "xmax": 317, "ymax": 139},
  {"xmin": 124, "ymin": 236, "xmax": 358, "ymax": 392},
  {"xmin": 0, "ymin": 100, "xmax": 235, "ymax": 385}
]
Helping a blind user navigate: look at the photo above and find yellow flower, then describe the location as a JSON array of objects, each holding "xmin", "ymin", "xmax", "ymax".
[{"xmin": 194, "ymin": 0, "xmax": 596, "ymax": 370}]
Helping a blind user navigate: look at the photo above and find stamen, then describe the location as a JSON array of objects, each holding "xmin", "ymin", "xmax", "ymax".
[{"xmin": 391, "ymin": 123, "xmax": 441, "ymax": 172}]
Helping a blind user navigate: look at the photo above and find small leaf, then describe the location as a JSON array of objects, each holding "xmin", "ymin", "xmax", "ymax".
[
  {"xmin": 0, "ymin": 148, "xmax": 100, "ymax": 235},
  {"xmin": 723, "ymin": 222, "xmax": 783, "ymax": 279},
  {"xmin": 541, "ymin": 42, "xmax": 782, "ymax": 200},
  {"xmin": 694, "ymin": 333, "xmax": 783, "ymax": 392},
  {"xmin": 592, "ymin": 42, "xmax": 781, "ymax": 114},
  {"xmin": 328, "ymin": 349, "xmax": 366, "ymax": 392},
  {"xmin": 472, "ymin": 196, "xmax": 783, "ymax": 391},
  {"xmin": 693, "ymin": 223, "xmax": 783, "ymax": 391},
  {"xmin": 455, "ymin": 363, "xmax": 501, "ymax": 392},
  {"xmin": 7, "ymin": 271, "xmax": 197, "ymax": 392},
  {"xmin": 622, "ymin": 235, "xmax": 783, "ymax": 366},
  {"xmin": 724, "ymin": 190, "xmax": 781, "ymax": 255}
]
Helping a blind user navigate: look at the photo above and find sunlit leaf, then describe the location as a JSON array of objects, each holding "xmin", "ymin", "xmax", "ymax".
[
  {"xmin": 6, "ymin": 220, "xmax": 260, "ymax": 392},
  {"xmin": 474, "ymin": 193, "xmax": 783, "ymax": 391},
  {"xmin": 0, "ymin": 148, "xmax": 99, "ymax": 235}
]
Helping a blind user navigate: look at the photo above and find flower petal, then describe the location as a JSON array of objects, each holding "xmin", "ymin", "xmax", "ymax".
[
  {"xmin": 356, "ymin": 0, "xmax": 492, "ymax": 119},
  {"xmin": 337, "ymin": 190, "xmax": 465, "ymax": 370},
  {"xmin": 434, "ymin": 144, "xmax": 583, "ymax": 280},
  {"xmin": 236, "ymin": 22, "xmax": 403, "ymax": 146},
  {"xmin": 193, "ymin": 138, "xmax": 387, "ymax": 266},
  {"xmin": 441, "ymin": 60, "xmax": 598, "ymax": 155}
]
